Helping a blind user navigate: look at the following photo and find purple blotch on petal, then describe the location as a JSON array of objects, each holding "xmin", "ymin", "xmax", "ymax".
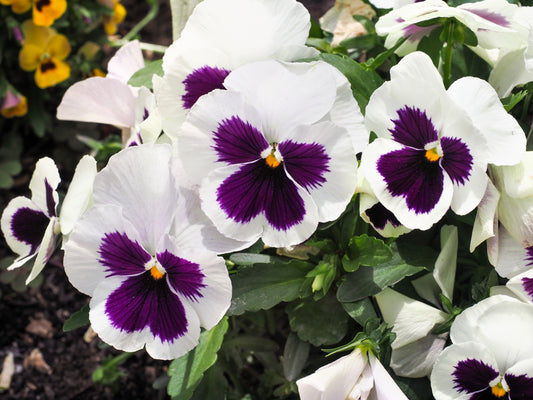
[
  {"xmin": 157, "ymin": 250, "xmax": 205, "ymax": 302},
  {"xmin": 45, "ymin": 179, "xmax": 57, "ymax": 217},
  {"xmin": 11, "ymin": 207, "xmax": 49, "ymax": 253},
  {"xmin": 182, "ymin": 65, "xmax": 231, "ymax": 109},
  {"xmin": 505, "ymin": 372, "xmax": 533, "ymax": 399},
  {"xmin": 377, "ymin": 147, "xmax": 444, "ymax": 214},
  {"xmin": 403, "ymin": 24, "xmax": 440, "ymax": 42},
  {"xmin": 366, "ymin": 202, "xmax": 401, "ymax": 230},
  {"xmin": 464, "ymin": 8, "xmax": 510, "ymax": 27},
  {"xmin": 525, "ymin": 246, "xmax": 533, "ymax": 266},
  {"xmin": 213, "ymin": 116, "xmax": 268, "ymax": 165},
  {"xmin": 440, "ymin": 136, "xmax": 473, "ymax": 185},
  {"xmin": 217, "ymin": 160, "xmax": 306, "ymax": 231},
  {"xmin": 105, "ymin": 273, "xmax": 188, "ymax": 342},
  {"xmin": 99, "ymin": 231, "xmax": 150, "ymax": 277},
  {"xmin": 279, "ymin": 140, "xmax": 330, "ymax": 192},
  {"xmin": 389, "ymin": 106, "xmax": 439, "ymax": 148},
  {"xmin": 452, "ymin": 358, "xmax": 499, "ymax": 394},
  {"xmin": 521, "ymin": 277, "xmax": 533, "ymax": 302}
]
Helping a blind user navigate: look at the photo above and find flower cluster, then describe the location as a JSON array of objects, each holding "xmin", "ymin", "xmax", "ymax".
[{"xmin": 3, "ymin": 0, "xmax": 533, "ymax": 398}]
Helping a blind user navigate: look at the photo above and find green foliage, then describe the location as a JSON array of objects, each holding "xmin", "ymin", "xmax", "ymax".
[
  {"xmin": 92, "ymin": 352, "xmax": 132, "ymax": 386},
  {"xmin": 168, "ymin": 317, "xmax": 229, "ymax": 400},
  {"xmin": 62, "ymin": 303, "xmax": 90, "ymax": 332},
  {"xmin": 0, "ymin": 257, "xmax": 42, "ymax": 292},
  {"xmin": 128, "ymin": 59, "xmax": 164, "ymax": 89},
  {"xmin": 342, "ymin": 234, "xmax": 393, "ymax": 272}
]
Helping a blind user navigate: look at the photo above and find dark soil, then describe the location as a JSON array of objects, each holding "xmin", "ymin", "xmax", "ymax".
[{"xmin": 0, "ymin": 0, "xmax": 334, "ymax": 398}]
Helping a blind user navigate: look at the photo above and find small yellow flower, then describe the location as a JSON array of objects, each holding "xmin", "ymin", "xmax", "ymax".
[
  {"xmin": 33, "ymin": 0, "xmax": 67, "ymax": 27},
  {"xmin": 1, "ymin": 91, "xmax": 28, "ymax": 118},
  {"xmin": 18, "ymin": 20, "xmax": 71, "ymax": 89},
  {"xmin": 103, "ymin": 0, "xmax": 126, "ymax": 35},
  {"xmin": 0, "ymin": 0, "xmax": 31, "ymax": 14}
]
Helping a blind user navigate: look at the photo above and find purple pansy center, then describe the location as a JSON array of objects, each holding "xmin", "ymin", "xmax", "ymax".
[
  {"xmin": 453, "ymin": 358, "xmax": 533, "ymax": 399},
  {"xmin": 45, "ymin": 178, "xmax": 57, "ymax": 217},
  {"xmin": 377, "ymin": 106, "xmax": 472, "ymax": 214},
  {"xmin": 521, "ymin": 277, "xmax": 533, "ymax": 301},
  {"xmin": 98, "ymin": 231, "xmax": 205, "ymax": 342},
  {"xmin": 182, "ymin": 65, "xmax": 231, "ymax": 109},
  {"xmin": 212, "ymin": 116, "xmax": 330, "ymax": 231},
  {"xmin": 366, "ymin": 203, "xmax": 401, "ymax": 230},
  {"xmin": 525, "ymin": 246, "xmax": 533, "ymax": 266},
  {"xmin": 11, "ymin": 207, "xmax": 49, "ymax": 253}
]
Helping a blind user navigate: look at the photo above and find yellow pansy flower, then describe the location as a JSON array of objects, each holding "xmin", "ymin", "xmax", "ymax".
[
  {"xmin": 103, "ymin": 0, "xmax": 126, "ymax": 35},
  {"xmin": 0, "ymin": 0, "xmax": 31, "ymax": 14},
  {"xmin": 33, "ymin": 0, "xmax": 67, "ymax": 27},
  {"xmin": 18, "ymin": 20, "xmax": 71, "ymax": 89},
  {"xmin": 1, "ymin": 90, "xmax": 28, "ymax": 118}
]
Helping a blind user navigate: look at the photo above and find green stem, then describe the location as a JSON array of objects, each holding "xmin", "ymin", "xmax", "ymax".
[
  {"xmin": 443, "ymin": 20, "xmax": 455, "ymax": 88},
  {"xmin": 121, "ymin": 0, "xmax": 159, "ymax": 42}
]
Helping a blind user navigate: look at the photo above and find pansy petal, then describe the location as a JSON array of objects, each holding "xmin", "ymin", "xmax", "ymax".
[
  {"xmin": 46, "ymin": 33, "xmax": 70, "ymax": 61},
  {"xmin": 18, "ymin": 44, "xmax": 42, "ymax": 71},
  {"xmin": 223, "ymin": 60, "xmax": 338, "ymax": 139},
  {"xmin": 107, "ymin": 40, "xmax": 145, "ymax": 83},
  {"xmin": 60, "ymin": 155, "xmax": 97, "ymax": 235},
  {"xmin": 1, "ymin": 196, "xmax": 49, "ymax": 257},
  {"xmin": 93, "ymin": 145, "xmax": 178, "ymax": 253},
  {"xmin": 29, "ymin": 157, "xmax": 60, "ymax": 217},
  {"xmin": 504, "ymin": 359, "xmax": 533, "ymax": 397},
  {"xmin": 507, "ymin": 268, "xmax": 533, "ymax": 304},
  {"xmin": 34, "ymin": 58, "xmax": 70, "ymax": 89},
  {"xmin": 57, "ymin": 77, "xmax": 136, "ymax": 128},
  {"xmin": 494, "ymin": 226, "xmax": 533, "ymax": 278},
  {"xmin": 389, "ymin": 334, "xmax": 447, "ymax": 378},
  {"xmin": 26, "ymin": 218, "xmax": 58, "ymax": 284},
  {"xmin": 369, "ymin": 352, "xmax": 409, "ymax": 398},
  {"xmin": 470, "ymin": 180, "xmax": 499, "ymax": 252},
  {"xmin": 431, "ymin": 342, "xmax": 499, "ymax": 400}
]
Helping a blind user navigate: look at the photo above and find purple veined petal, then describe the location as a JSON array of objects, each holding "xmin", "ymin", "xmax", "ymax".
[
  {"xmin": 526, "ymin": 247, "xmax": 533, "ymax": 266},
  {"xmin": 105, "ymin": 273, "xmax": 188, "ymax": 342},
  {"xmin": 279, "ymin": 139, "xmax": 330, "ymax": 192},
  {"xmin": 505, "ymin": 371, "xmax": 533, "ymax": 398},
  {"xmin": 389, "ymin": 106, "xmax": 439, "ymax": 148},
  {"xmin": 98, "ymin": 231, "xmax": 151, "ymax": 277},
  {"xmin": 452, "ymin": 358, "xmax": 499, "ymax": 395},
  {"xmin": 464, "ymin": 8, "xmax": 510, "ymax": 27},
  {"xmin": 216, "ymin": 159, "xmax": 306, "ymax": 231},
  {"xmin": 365, "ymin": 202, "xmax": 402, "ymax": 230},
  {"xmin": 10, "ymin": 206, "xmax": 49, "ymax": 254},
  {"xmin": 181, "ymin": 65, "xmax": 231, "ymax": 110},
  {"xmin": 157, "ymin": 250, "xmax": 206, "ymax": 302},
  {"xmin": 212, "ymin": 116, "xmax": 268, "ymax": 165},
  {"xmin": 377, "ymin": 147, "xmax": 444, "ymax": 214},
  {"xmin": 521, "ymin": 277, "xmax": 533, "ymax": 302},
  {"xmin": 440, "ymin": 137, "xmax": 473, "ymax": 186},
  {"xmin": 44, "ymin": 179, "xmax": 57, "ymax": 217},
  {"xmin": 403, "ymin": 23, "xmax": 440, "ymax": 42}
]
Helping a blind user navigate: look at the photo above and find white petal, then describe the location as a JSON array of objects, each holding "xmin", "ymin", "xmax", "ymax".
[
  {"xmin": 369, "ymin": 352, "xmax": 409, "ymax": 399},
  {"xmin": 296, "ymin": 349, "xmax": 367, "ymax": 400},
  {"xmin": 494, "ymin": 225, "xmax": 533, "ymax": 278},
  {"xmin": 375, "ymin": 288, "xmax": 447, "ymax": 349},
  {"xmin": 1, "ymin": 197, "xmax": 44, "ymax": 257},
  {"xmin": 93, "ymin": 144, "xmax": 178, "ymax": 253},
  {"xmin": 29, "ymin": 157, "xmax": 60, "ymax": 216},
  {"xmin": 496, "ymin": 152, "xmax": 533, "ymax": 198},
  {"xmin": 433, "ymin": 225, "xmax": 457, "ymax": 301},
  {"xmin": 430, "ymin": 342, "xmax": 499, "ymax": 400},
  {"xmin": 57, "ymin": 77, "xmax": 136, "ymax": 128},
  {"xmin": 447, "ymin": 77, "xmax": 525, "ymax": 166},
  {"xmin": 107, "ymin": 40, "xmax": 145, "ymax": 83},
  {"xmin": 507, "ymin": 268, "xmax": 533, "ymax": 304},
  {"xmin": 26, "ymin": 218, "xmax": 58, "ymax": 284},
  {"xmin": 449, "ymin": 163, "xmax": 488, "ymax": 216},
  {"xmin": 152, "ymin": 73, "xmax": 187, "ymax": 144},
  {"xmin": 411, "ymin": 273, "xmax": 441, "ymax": 308},
  {"xmin": 59, "ymin": 155, "xmax": 97, "ymax": 235},
  {"xmin": 389, "ymin": 334, "xmax": 447, "ymax": 378},
  {"xmin": 470, "ymin": 179, "xmax": 500, "ymax": 252},
  {"xmin": 489, "ymin": 46, "xmax": 533, "ymax": 97}
]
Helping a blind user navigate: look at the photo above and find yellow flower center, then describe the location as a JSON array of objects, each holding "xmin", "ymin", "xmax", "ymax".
[
  {"xmin": 491, "ymin": 382, "xmax": 507, "ymax": 398},
  {"xmin": 150, "ymin": 265, "xmax": 165, "ymax": 280},
  {"xmin": 425, "ymin": 147, "xmax": 440, "ymax": 162},
  {"xmin": 265, "ymin": 153, "xmax": 281, "ymax": 168}
]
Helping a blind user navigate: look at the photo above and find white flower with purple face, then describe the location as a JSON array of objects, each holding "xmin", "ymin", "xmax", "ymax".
[
  {"xmin": 360, "ymin": 51, "xmax": 524, "ymax": 231},
  {"xmin": 178, "ymin": 60, "xmax": 362, "ymax": 247},
  {"xmin": 154, "ymin": 0, "xmax": 319, "ymax": 142},
  {"xmin": 1, "ymin": 156, "xmax": 96, "ymax": 283},
  {"xmin": 430, "ymin": 295, "xmax": 533, "ymax": 399},
  {"xmin": 63, "ymin": 144, "xmax": 234, "ymax": 360}
]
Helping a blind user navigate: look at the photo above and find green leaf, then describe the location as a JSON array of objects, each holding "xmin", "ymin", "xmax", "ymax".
[
  {"xmin": 319, "ymin": 53, "xmax": 383, "ymax": 113},
  {"xmin": 336, "ymin": 242, "xmax": 434, "ymax": 302},
  {"xmin": 352, "ymin": 15, "xmax": 376, "ymax": 35},
  {"xmin": 342, "ymin": 234, "xmax": 393, "ymax": 272},
  {"xmin": 341, "ymin": 297, "xmax": 378, "ymax": 327},
  {"xmin": 168, "ymin": 317, "xmax": 229, "ymax": 400},
  {"xmin": 339, "ymin": 35, "xmax": 377, "ymax": 51},
  {"xmin": 229, "ymin": 253, "xmax": 273, "ymax": 266},
  {"xmin": 63, "ymin": 303, "xmax": 90, "ymax": 332},
  {"xmin": 286, "ymin": 294, "xmax": 349, "ymax": 346},
  {"xmin": 282, "ymin": 333, "xmax": 310, "ymax": 382},
  {"xmin": 128, "ymin": 59, "xmax": 163, "ymax": 89},
  {"xmin": 228, "ymin": 260, "xmax": 313, "ymax": 315},
  {"xmin": 417, "ymin": 26, "xmax": 444, "ymax": 67},
  {"xmin": 502, "ymin": 90, "xmax": 528, "ymax": 112},
  {"xmin": 190, "ymin": 364, "xmax": 227, "ymax": 400}
]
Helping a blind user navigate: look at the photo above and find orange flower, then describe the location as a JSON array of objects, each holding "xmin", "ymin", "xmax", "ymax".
[
  {"xmin": 0, "ymin": 0, "xmax": 31, "ymax": 14},
  {"xmin": 33, "ymin": 0, "xmax": 67, "ymax": 27},
  {"xmin": 18, "ymin": 20, "xmax": 71, "ymax": 88}
]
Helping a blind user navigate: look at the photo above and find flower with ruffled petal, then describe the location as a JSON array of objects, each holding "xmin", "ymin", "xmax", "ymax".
[
  {"xmin": 1, "ymin": 89, "xmax": 27, "ymax": 118},
  {"xmin": 296, "ymin": 347, "xmax": 408, "ymax": 400},
  {"xmin": 33, "ymin": 0, "xmax": 66, "ymax": 27},
  {"xmin": 0, "ymin": 0, "xmax": 31, "ymax": 14},
  {"xmin": 57, "ymin": 40, "xmax": 162, "ymax": 146},
  {"xmin": 178, "ymin": 59, "xmax": 363, "ymax": 247},
  {"xmin": 360, "ymin": 51, "xmax": 524, "ymax": 231},
  {"xmin": 431, "ymin": 295, "xmax": 533, "ymax": 399},
  {"xmin": 154, "ymin": 0, "xmax": 320, "ymax": 143},
  {"xmin": 63, "ymin": 144, "xmax": 241, "ymax": 360},
  {"xmin": 1, "ymin": 155, "xmax": 96, "ymax": 283},
  {"xmin": 18, "ymin": 20, "xmax": 70, "ymax": 88}
]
